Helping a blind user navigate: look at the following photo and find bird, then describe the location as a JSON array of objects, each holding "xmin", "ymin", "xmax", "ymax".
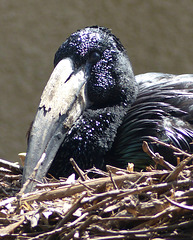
[{"xmin": 22, "ymin": 26, "xmax": 193, "ymax": 192}]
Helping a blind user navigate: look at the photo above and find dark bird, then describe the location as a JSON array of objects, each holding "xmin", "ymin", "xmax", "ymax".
[{"xmin": 22, "ymin": 26, "xmax": 193, "ymax": 192}]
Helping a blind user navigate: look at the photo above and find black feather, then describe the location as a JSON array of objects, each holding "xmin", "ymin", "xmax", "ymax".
[
  {"xmin": 110, "ymin": 73, "xmax": 193, "ymax": 169},
  {"xmin": 23, "ymin": 27, "xmax": 193, "ymax": 186}
]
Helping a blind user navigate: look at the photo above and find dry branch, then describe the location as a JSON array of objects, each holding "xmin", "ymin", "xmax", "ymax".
[{"xmin": 0, "ymin": 140, "xmax": 193, "ymax": 239}]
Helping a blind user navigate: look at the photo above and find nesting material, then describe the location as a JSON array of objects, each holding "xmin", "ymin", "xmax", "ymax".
[{"xmin": 0, "ymin": 141, "xmax": 193, "ymax": 239}]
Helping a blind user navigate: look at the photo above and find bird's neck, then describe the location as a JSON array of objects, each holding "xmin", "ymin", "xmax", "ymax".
[{"xmin": 78, "ymin": 105, "xmax": 129, "ymax": 167}]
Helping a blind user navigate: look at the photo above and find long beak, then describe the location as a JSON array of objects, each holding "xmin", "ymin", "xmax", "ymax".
[{"xmin": 22, "ymin": 58, "xmax": 88, "ymax": 192}]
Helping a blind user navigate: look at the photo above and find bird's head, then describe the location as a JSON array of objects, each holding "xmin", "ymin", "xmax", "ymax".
[
  {"xmin": 22, "ymin": 26, "xmax": 138, "ymax": 192},
  {"xmin": 54, "ymin": 26, "xmax": 136, "ymax": 108}
]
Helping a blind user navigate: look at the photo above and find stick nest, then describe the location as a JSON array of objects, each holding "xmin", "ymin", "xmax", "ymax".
[{"xmin": 0, "ymin": 139, "xmax": 193, "ymax": 240}]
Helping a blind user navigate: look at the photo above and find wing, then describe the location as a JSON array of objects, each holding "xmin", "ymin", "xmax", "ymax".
[{"xmin": 110, "ymin": 73, "xmax": 193, "ymax": 169}]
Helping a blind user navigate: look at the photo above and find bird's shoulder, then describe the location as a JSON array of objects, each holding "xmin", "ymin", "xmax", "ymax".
[
  {"xmin": 112, "ymin": 73, "xmax": 193, "ymax": 168},
  {"xmin": 135, "ymin": 72, "xmax": 193, "ymax": 123}
]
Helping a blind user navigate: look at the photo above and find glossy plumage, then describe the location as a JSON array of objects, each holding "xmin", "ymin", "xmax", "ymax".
[
  {"xmin": 22, "ymin": 26, "xmax": 193, "ymax": 192},
  {"xmin": 111, "ymin": 73, "xmax": 193, "ymax": 169}
]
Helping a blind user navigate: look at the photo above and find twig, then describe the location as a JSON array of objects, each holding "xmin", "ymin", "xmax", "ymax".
[
  {"xmin": 143, "ymin": 141, "xmax": 175, "ymax": 170},
  {"xmin": 1, "ymin": 154, "xmax": 193, "ymax": 239},
  {"xmin": 165, "ymin": 195, "xmax": 193, "ymax": 210},
  {"xmin": 0, "ymin": 158, "xmax": 22, "ymax": 174},
  {"xmin": 82, "ymin": 197, "xmax": 113, "ymax": 213},
  {"xmin": 70, "ymin": 158, "xmax": 88, "ymax": 181},
  {"xmin": 46, "ymin": 193, "xmax": 86, "ymax": 240},
  {"xmin": 0, "ymin": 216, "xmax": 25, "ymax": 236},
  {"xmin": 164, "ymin": 154, "xmax": 193, "ymax": 182},
  {"xmin": 20, "ymin": 174, "xmax": 141, "ymax": 202},
  {"xmin": 90, "ymin": 218, "xmax": 193, "ymax": 236},
  {"xmin": 30, "ymin": 227, "xmax": 64, "ymax": 240},
  {"xmin": 96, "ymin": 205, "xmax": 177, "ymax": 223},
  {"xmin": 116, "ymin": 179, "xmax": 193, "ymax": 199},
  {"xmin": 89, "ymin": 236, "xmax": 131, "ymax": 240},
  {"xmin": 67, "ymin": 212, "xmax": 88, "ymax": 228},
  {"xmin": 36, "ymin": 181, "xmax": 70, "ymax": 189},
  {"xmin": 78, "ymin": 180, "xmax": 95, "ymax": 192},
  {"xmin": 148, "ymin": 136, "xmax": 192, "ymax": 158},
  {"xmin": 18, "ymin": 153, "xmax": 46, "ymax": 195},
  {"xmin": 0, "ymin": 174, "xmax": 22, "ymax": 181},
  {"xmin": 108, "ymin": 170, "xmax": 118, "ymax": 190},
  {"xmin": 61, "ymin": 215, "xmax": 99, "ymax": 240},
  {"xmin": 106, "ymin": 165, "xmax": 132, "ymax": 174}
]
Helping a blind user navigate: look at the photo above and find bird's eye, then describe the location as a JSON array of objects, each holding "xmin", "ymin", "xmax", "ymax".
[{"xmin": 88, "ymin": 51, "xmax": 101, "ymax": 64}]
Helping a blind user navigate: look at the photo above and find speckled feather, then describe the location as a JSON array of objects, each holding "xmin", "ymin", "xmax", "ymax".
[
  {"xmin": 25, "ymin": 26, "xmax": 193, "ymax": 180},
  {"xmin": 49, "ymin": 29, "xmax": 193, "ymax": 176}
]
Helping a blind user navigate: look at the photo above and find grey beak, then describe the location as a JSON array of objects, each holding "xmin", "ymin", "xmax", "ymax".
[{"xmin": 22, "ymin": 58, "xmax": 88, "ymax": 192}]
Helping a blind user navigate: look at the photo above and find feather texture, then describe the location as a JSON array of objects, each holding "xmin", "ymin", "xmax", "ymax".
[{"xmin": 111, "ymin": 73, "xmax": 193, "ymax": 169}]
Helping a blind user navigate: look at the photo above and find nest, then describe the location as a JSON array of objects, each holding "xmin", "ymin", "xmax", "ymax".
[{"xmin": 0, "ymin": 138, "xmax": 193, "ymax": 240}]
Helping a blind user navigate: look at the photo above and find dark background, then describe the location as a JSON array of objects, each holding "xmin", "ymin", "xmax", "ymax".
[{"xmin": 0, "ymin": 0, "xmax": 193, "ymax": 163}]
